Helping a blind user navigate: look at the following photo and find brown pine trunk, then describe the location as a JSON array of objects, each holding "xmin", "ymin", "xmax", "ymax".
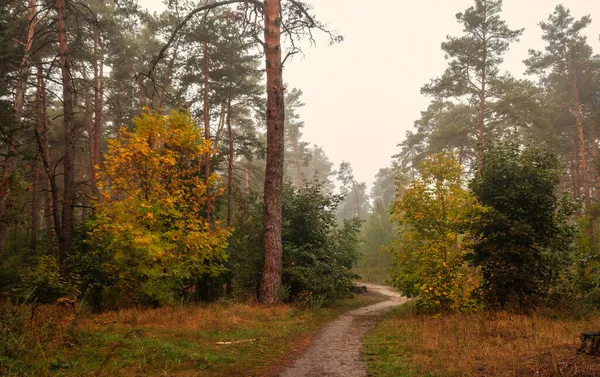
[
  {"xmin": 92, "ymin": 24, "xmax": 103, "ymax": 203},
  {"xmin": 245, "ymin": 168, "xmax": 250, "ymax": 194},
  {"xmin": 590, "ymin": 122, "xmax": 600, "ymax": 200},
  {"xmin": 259, "ymin": 0, "xmax": 285, "ymax": 305},
  {"xmin": 571, "ymin": 73, "xmax": 589, "ymax": 207},
  {"xmin": 36, "ymin": 64, "xmax": 59, "ymax": 250},
  {"xmin": 57, "ymin": 0, "xmax": 75, "ymax": 274},
  {"xmin": 31, "ymin": 161, "xmax": 40, "ymax": 249},
  {"xmin": 352, "ymin": 181, "xmax": 360, "ymax": 218},
  {"xmin": 202, "ymin": 40, "xmax": 212, "ymax": 220},
  {"xmin": 226, "ymin": 93, "xmax": 233, "ymax": 227},
  {"xmin": 81, "ymin": 61, "xmax": 92, "ymax": 220},
  {"xmin": 571, "ymin": 141, "xmax": 580, "ymax": 201},
  {"xmin": 203, "ymin": 41, "xmax": 211, "ymax": 178},
  {"xmin": 0, "ymin": 0, "xmax": 37, "ymax": 257},
  {"xmin": 477, "ymin": 15, "xmax": 487, "ymax": 176},
  {"xmin": 13, "ymin": 0, "xmax": 36, "ymax": 115}
]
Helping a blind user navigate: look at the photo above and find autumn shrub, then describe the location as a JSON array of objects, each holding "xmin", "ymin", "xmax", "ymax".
[
  {"xmin": 87, "ymin": 110, "xmax": 230, "ymax": 307},
  {"xmin": 16, "ymin": 256, "xmax": 78, "ymax": 306},
  {"xmin": 390, "ymin": 153, "xmax": 482, "ymax": 312}
]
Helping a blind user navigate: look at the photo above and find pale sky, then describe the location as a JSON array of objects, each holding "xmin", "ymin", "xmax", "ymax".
[{"xmin": 142, "ymin": 0, "xmax": 600, "ymax": 189}]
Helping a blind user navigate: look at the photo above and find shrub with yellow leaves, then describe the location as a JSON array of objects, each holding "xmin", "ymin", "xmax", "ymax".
[
  {"xmin": 90, "ymin": 110, "xmax": 230, "ymax": 306},
  {"xmin": 389, "ymin": 153, "xmax": 483, "ymax": 312}
]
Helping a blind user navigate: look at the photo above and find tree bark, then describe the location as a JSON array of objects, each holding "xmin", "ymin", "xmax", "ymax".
[
  {"xmin": 590, "ymin": 121, "xmax": 600, "ymax": 200},
  {"xmin": 259, "ymin": 0, "xmax": 285, "ymax": 305},
  {"xmin": 92, "ymin": 23, "xmax": 103, "ymax": 203},
  {"xmin": 203, "ymin": 40, "xmax": 212, "ymax": 220},
  {"xmin": 571, "ymin": 141, "xmax": 580, "ymax": 201},
  {"xmin": 226, "ymin": 92, "xmax": 234, "ymax": 227},
  {"xmin": 571, "ymin": 72, "xmax": 589, "ymax": 207},
  {"xmin": 56, "ymin": 0, "xmax": 75, "ymax": 274},
  {"xmin": 36, "ymin": 64, "xmax": 59, "ymax": 251},
  {"xmin": 0, "ymin": 0, "xmax": 37, "ymax": 257},
  {"xmin": 477, "ymin": 13, "xmax": 487, "ymax": 176},
  {"xmin": 31, "ymin": 160, "xmax": 40, "ymax": 249}
]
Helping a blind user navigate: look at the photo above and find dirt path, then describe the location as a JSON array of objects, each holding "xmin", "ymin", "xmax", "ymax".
[{"xmin": 279, "ymin": 283, "xmax": 407, "ymax": 377}]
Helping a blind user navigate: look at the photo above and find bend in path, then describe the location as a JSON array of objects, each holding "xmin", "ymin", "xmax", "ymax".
[{"xmin": 279, "ymin": 283, "xmax": 407, "ymax": 377}]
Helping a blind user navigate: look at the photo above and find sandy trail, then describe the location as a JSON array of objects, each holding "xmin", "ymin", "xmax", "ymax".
[{"xmin": 278, "ymin": 283, "xmax": 407, "ymax": 377}]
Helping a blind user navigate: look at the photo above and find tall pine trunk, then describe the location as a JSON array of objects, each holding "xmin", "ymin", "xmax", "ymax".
[
  {"xmin": 92, "ymin": 24, "xmax": 103, "ymax": 203},
  {"xmin": 226, "ymin": 92, "xmax": 233, "ymax": 227},
  {"xmin": 31, "ymin": 161, "xmax": 40, "ymax": 249},
  {"xmin": 56, "ymin": 0, "xmax": 75, "ymax": 274},
  {"xmin": 36, "ymin": 64, "xmax": 60, "ymax": 252},
  {"xmin": 259, "ymin": 0, "xmax": 285, "ymax": 305},
  {"xmin": 591, "ymin": 122, "xmax": 600, "ymax": 199},
  {"xmin": 477, "ymin": 15, "xmax": 487, "ymax": 176},
  {"xmin": 0, "ymin": 0, "xmax": 37, "ymax": 257},
  {"xmin": 203, "ymin": 40, "xmax": 212, "ymax": 220},
  {"xmin": 572, "ymin": 76, "xmax": 589, "ymax": 207}
]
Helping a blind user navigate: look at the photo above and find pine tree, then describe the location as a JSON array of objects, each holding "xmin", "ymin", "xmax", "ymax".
[{"xmin": 422, "ymin": 0, "xmax": 522, "ymax": 174}]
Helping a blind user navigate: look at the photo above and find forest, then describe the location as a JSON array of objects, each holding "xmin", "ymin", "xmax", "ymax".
[{"xmin": 1, "ymin": 0, "xmax": 600, "ymax": 376}]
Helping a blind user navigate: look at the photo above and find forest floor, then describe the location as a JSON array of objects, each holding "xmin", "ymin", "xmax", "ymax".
[
  {"xmin": 0, "ymin": 292, "xmax": 386, "ymax": 377},
  {"xmin": 364, "ymin": 302, "xmax": 600, "ymax": 377},
  {"xmin": 279, "ymin": 283, "xmax": 407, "ymax": 377}
]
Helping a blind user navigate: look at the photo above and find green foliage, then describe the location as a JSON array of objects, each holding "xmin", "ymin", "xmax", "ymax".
[
  {"xmin": 16, "ymin": 256, "xmax": 78, "ymax": 306},
  {"xmin": 282, "ymin": 182, "xmax": 361, "ymax": 302},
  {"xmin": 390, "ymin": 153, "xmax": 482, "ymax": 312},
  {"xmin": 469, "ymin": 141, "xmax": 572, "ymax": 308},
  {"xmin": 89, "ymin": 110, "xmax": 230, "ymax": 307},
  {"xmin": 355, "ymin": 199, "xmax": 395, "ymax": 284},
  {"xmin": 227, "ymin": 181, "xmax": 361, "ymax": 303}
]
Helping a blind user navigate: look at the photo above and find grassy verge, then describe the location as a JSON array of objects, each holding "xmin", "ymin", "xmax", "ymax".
[
  {"xmin": 364, "ymin": 302, "xmax": 600, "ymax": 377},
  {"xmin": 1, "ymin": 293, "xmax": 384, "ymax": 377}
]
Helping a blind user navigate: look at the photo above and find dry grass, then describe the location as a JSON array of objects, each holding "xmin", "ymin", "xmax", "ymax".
[
  {"xmin": 1, "ymin": 293, "xmax": 385, "ymax": 377},
  {"xmin": 365, "ymin": 305, "xmax": 600, "ymax": 377}
]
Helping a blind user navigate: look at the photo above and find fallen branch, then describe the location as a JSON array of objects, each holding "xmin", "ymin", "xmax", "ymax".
[{"xmin": 216, "ymin": 338, "xmax": 259, "ymax": 345}]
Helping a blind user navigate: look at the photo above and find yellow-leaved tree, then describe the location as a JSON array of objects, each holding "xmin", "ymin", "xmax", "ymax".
[
  {"xmin": 91, "ymin": 110, "xmax": 230, "ymax": 305},
  {"xmin": 390, "ymin": 153, "xmax": 483, "ymax": 312}
]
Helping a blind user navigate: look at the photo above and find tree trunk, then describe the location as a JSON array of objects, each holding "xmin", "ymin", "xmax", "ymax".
[
  {"xmin": 226, "ymin": 92, "xmax": 234, "ymax": 227},
  {"xmin": 245, "ymin": 168, "xmax": 250, "ymax": 194},
  {"xmin": 92, "ymin": 24, "xmax": 103, "ymax": 203},
  {"xmin": 259, "ymin": 0, "xmax": 285, "ymax": 305},
  {"xmin": 571, "ymin": 75, "xmax": 589, "ymax": 208},
  {"xmin": 0, "ymin": 0, "xmax": 37, "ymax": 258},
  {"xmin": 590, "ymin": 121, "xmax": 600, "ymax": 200},
  {"xmin": 203, "ymin": 40, "xmax": 212, "ymax": 220},
  {"xmin": 36, "ymin": 64, "xmax": 60, "ymax": 251},
  {"xmin": 31, "ymin": 161, "xmax": 40, "ymax": 249},
  {"xmin": 572, "ymin": 141, "xmax": 581, "ymax": 201},
  {"xmin": 477, "ymin": 14, "xmax": 487, "ymax": 176},
  {"xmin": 352, "ymin": 181, "xmax": 360, "ymax": 218},
  {"xmin": 80, "ymin": 61, "xmax": 92, "ymax": 220},
  {"xmin": 57, "ymin": 0, "xmax": 75, "ymax": 274}
]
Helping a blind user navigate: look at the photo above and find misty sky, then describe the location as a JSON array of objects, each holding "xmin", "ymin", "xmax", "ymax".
[{"xmin": 142, "ymin": 0, "xmax": 600, "ymax": 190}]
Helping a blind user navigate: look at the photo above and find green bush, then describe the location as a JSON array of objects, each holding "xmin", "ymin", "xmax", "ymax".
[
  {"xmin": 227, "ymin": 181, "xmax": 361, "ymax": 304},
  {"xmin": 469, "ymin": 141, "xmax": 573, "ymax": 309}
]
